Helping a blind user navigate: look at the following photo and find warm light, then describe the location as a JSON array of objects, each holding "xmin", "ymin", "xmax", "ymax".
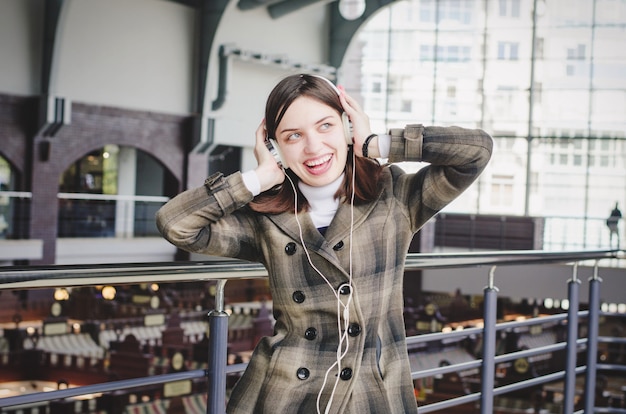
[
  {"xmin": 544, "ymin": 298, "xmax": 554, "ymax": 309},
  {"xmin": 338, "ymin": 0, "xmax": 366, "ymax": 20},
  {"xmin": 101, "ymin": 286, "xmax": 116, "ymax": 300},
  {"xmin": 561, "ymin": 299, "xmax": 569, "ymax": 310},
  {"xmin": 515, "ymin": 316, "xmax": 526, "ymax": 322},
  {"xmin": 102, "ymin": 151, "xmax": 110, "ymax": 159},
  {"xmin": 72, "ymin": 323, "xmax": 81, "ymax": 333},
  {"xmin": 618, "ymin": 304, "xmax": 626, "ymax": 313},
  {"xmin": 442, "ymin": 327, "xmax": 452, "ymax": 333},
  {"xmin": 455, "ymin": 325, "xmax": 464, "ymax": 331},
  {"xmin": 26, "ymin": 327, "xmax": 35, "ymax": 335},
  {"xmin": 54, "ymin": 288, "xmax": 70, "ymax": 301},
  {"xmin": 150, "ymin": 283, "xmax": 159, "ymax": 292},
  {"xmin": 608, "ymin": 303, "xmax": 618, "ymax": 313}
]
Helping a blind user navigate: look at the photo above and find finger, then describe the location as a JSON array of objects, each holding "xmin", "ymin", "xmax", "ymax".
[{"xmin": 255, "ymin": 119, "xmax": 267, "ymax": 142}]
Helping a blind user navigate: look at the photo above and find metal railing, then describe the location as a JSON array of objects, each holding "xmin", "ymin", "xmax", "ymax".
[{"xmin": 0, "ymin": 249, "xmax": 623, "ymax": 413}]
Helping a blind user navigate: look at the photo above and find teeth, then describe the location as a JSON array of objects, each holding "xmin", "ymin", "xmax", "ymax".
[{"xmin": 306, "ymin": 154, "xmax": 332, "ymax": 167}]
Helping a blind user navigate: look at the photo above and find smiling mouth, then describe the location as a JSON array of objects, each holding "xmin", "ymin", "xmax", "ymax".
[{"xmin": 304, "ymin": 154, "xmax": 333, "ymax": 172}]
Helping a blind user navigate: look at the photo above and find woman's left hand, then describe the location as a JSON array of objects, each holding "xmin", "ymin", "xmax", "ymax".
[{"xmin": 338, "ymin": 86, "xmax": 379, "ymax": 158}]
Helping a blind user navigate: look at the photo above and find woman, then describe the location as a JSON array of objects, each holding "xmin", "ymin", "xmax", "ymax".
[{"xmin": 156, "ymin": 74, "xmax": 493, "ymax": 413}]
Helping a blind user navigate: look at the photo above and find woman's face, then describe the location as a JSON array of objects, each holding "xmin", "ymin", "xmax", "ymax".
[{"xmin": 274, "ymin": 96, "xmax": 349, "ymax": 187}]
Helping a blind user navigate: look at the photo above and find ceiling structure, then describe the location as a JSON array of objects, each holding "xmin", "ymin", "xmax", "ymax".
[{"xmin": 39, "ymin": 0, "xmax": 397, "ymax": 149}]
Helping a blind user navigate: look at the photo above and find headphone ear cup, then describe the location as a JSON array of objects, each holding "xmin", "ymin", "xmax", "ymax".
[
  {"xmin": 266, "ymin": 138, "xmax": 287, "ymax": 169},
  {"xmin": 341, "ymin": 112, "xmax": 353, "ymax": 145}
]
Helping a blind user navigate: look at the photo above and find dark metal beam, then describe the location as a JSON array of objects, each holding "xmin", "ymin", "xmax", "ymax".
[
  {"xmin": 237, "ymin": 0, "xmax": 285, "ymax": 11},
  {"xmin": 328, "ymin": 0, "xmax": 398, "ymax": 68},
  {"xmin": 41, "ymin": 0, "xmax": 65, "ymax": 95},
  {"xmin": 187, "ymin": 0, "xmax": 229, "ymax": 153},
  {"xmin": 167, "ymin": 0, "xmax": 200, "ymax": 7},
  {"xmin": 267, "ymin": 0, "xmax": 325, "ymax": 19}
]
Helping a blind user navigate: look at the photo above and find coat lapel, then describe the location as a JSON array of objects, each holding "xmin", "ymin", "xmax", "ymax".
[{"xmin": 267, "ymin": 195, "xmax": 379, "ymax": 272}]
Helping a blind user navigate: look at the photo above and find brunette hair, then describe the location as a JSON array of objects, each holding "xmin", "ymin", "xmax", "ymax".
[{"xmin": 249, "ymin": 74, "xmax": 383, "ymax": 214}]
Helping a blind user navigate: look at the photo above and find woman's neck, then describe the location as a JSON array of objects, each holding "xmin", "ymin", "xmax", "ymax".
[{"xmin": 298, "ymin": 174, "xmax": 344, "ymax": 229}]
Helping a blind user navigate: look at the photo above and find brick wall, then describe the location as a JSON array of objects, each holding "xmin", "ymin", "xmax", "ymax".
[{"xmin": 1, "ymin": 93, "xmax": 200, "ymax": 264}]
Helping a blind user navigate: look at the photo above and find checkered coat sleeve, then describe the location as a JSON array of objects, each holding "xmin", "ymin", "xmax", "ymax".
[{"xmin": 156, "ymin": 124, "xmax": 493, "ymax": 414}]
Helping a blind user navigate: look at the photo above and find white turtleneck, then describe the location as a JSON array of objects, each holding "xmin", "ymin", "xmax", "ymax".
[
  {"xmin": 241, "ymin": 170, "xmax": 344, "ymax": 229},
  {"xmin": 298, "ymin": 174, "xmax": 344, "ymax": 229}
]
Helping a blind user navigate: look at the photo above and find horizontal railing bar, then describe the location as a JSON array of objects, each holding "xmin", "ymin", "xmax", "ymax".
[
  {"xmin": 597, "ymin": 363, "xmax": 626, "ymax": 372},
  {"xmin": 493, "ymin": 339, "xmax": 585, "ymax": 365},
  {"xmin": 0, "ymin": 260, "xmax": 268, "ymax": 290},
  {"xmin": 412, "ymin": 359, "xmax": 483, "ymax": 379},
  {"xmin": 406, "ymin": 326, "xmax": 484, "ymax": 346},
  {"xmin": 0, "ymin": 191, "xmax": 32, "ymax": 198},
  {"xmin": 0, "ymin": 369, "xmax": 207, "ymax": 408},
  {"xmin": 410, "ymin": 340, "xmax": 575, "ymax": 381},
  {"xmin": 598, "ymin": 336, "xmax": 626, "ymax": 344},
  {"xmin": 0, "ymin": 250, "xmax": 620, "ymax": 290},
  {"xmin": 402, "ymin": 249, "xmax": 619, "ymax": 269},
  {"xmin": 417, "ymin": 391, "xmax": 481, "ymax": 413},
  {"xmin": 406, "ymin": 312, "xmax": 574, "ymax": 348},
  {"xmin": 57, "ymin": 192, "xmax": 169, "ymax": 202},
  {"xmin": 491, "ymin": 367, "xmax": 577, "ymax": 396}
]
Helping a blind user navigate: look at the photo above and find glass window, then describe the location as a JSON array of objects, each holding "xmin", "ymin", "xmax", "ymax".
[
  {"xmin": 345, "ymin": 0, "xmax": 626, "ymax": 243},
  {"xmin": 58, "ymin": 146, "xmax": 168, "ymax": 238}
]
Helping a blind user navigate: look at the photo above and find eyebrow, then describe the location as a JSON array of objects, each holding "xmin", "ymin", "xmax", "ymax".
[{"xmin": 278, "ymin": 115, "xmax": 335, "ymax": 135}]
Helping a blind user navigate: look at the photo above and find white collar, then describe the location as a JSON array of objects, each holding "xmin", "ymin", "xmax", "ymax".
[{"xmin": 298, "ymin": 174, "xmax": 344, "ymax": 228}]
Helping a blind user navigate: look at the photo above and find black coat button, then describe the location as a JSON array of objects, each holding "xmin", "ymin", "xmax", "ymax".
[
  {"xmin": 347, "ymin": 323, "xmax": 361, "ymax": 337},
  {"xmin": 339, "ymin": 367, "xmax": 352, "ymax": 380},
  {"xmin": 285, "ymin": 242, "xmax": 297, "ymax": 255},
  {"xmin": 297, "ymin": 367, "xmax": 310, "ymax": 380},
  {"xmin": 304, "ymin": 327, "xmax": 317, "ymax": 340},
  {"xmin": 292, "ymin": 290, "xmax": 306, "ymax": 303},
  {"xmin": 333, "ymin": 240, "xmax": 344, "ymax": 251},
  {"xmin": 338, "ymin": 284, "xmax": 351, "ymax": 295}
]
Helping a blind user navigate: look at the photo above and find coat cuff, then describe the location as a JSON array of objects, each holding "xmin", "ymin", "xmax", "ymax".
[
  {"xmin": 387, "ymin": 124, "xmax": 424, "ymax": 163},
  {"xmin": 204, "ymin": 171, "xmax": 254, "ymax": 212}
]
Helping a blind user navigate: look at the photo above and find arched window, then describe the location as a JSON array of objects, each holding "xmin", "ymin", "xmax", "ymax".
[
  {"xmin": 0, "ymin": 154, "xmax": 26, "ymax": 240},
  {"xmin": 58, "ymin": 146, "xmax": 171, "ymax": 238}
]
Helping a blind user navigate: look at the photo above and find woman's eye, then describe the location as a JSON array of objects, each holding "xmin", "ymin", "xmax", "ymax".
[
  {"xmin": 287, "ymin": 132, "xmax": 301, "ymax": 141},
  {"xmin": 320, "ymin": 123, "xmax": 331, "ymax": 131}
]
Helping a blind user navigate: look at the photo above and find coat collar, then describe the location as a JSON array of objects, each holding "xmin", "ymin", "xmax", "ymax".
[{"xmin": 266, "ymin": 191, "xmax": 381, "ymax": 268}]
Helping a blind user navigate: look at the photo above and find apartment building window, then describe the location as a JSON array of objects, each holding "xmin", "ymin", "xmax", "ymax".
[
  {"xmin": 371, "ymin": 80, "xmax": 383, "ymax": 93},
  {"xmin": 491, "ymin": 174, "xmax": 514, "ymax": 207},
  {"xmin": 498, "ymin": 42, "xmax": 519, "ymax": 60},
  {"xmin": 535, "ymin": 37, "xmax": 544, "ymax": 60},
  {"xmin": 499, "ymin": 0, "xmax": 521, "ymax": 18},
  {"xmin": 532, "ymin": 82, "xmax": 542, "ymax": 104},
  {"xmin": 419, "ymin": 0, "xmax": 472, "ymax": 24},
  {"xmin": 566, "ymin": 44, "xmax": 587, "ymax": 76},
  {"xmin": 589, "ymin": 138, "xmax": 620, "ymax": 168},
  {"xmin": 424, "ymin": 45, "xmax": 472, "ymax": 62}
]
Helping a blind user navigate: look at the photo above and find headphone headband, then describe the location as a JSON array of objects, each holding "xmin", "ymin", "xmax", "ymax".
[{"xmin": 309, "ymin": 74, "xmax": 341, "ymax": 96}]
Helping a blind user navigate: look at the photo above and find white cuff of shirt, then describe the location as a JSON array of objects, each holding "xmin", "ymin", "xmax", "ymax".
[
  {"xmin": 377, "ymin": 134, "xmax": 391, "ymax": 158},
  {"xmin": 241, "ymin": 170, "xmax": 261, "ymax": 196}
]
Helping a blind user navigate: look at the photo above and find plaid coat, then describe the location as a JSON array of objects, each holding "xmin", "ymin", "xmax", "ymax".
[{"xmin": 156, "ymin": 124, "xmax": 493, "ymax": 413}]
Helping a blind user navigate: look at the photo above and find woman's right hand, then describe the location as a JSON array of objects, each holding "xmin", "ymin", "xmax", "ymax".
[{"xmin": 253, "ymin": 119, "xmax": 286, "ymax": 192}]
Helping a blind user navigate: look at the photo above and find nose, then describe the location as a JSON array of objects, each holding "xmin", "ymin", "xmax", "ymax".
[{"xmin": 303, "ymin": 133, "xmax": 323, "ymax": 154}]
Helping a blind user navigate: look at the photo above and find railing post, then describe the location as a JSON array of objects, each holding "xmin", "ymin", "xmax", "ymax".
[
  {"xmin": 584, "ymin": 262, "xmax": 601, "ymax": 413},
  {"xmin": 207, "ymin": 279, "xmax": 228, "ymax": 414},
  {"xmin": 563, "ymin": 263, "xmax": 581, "ymax": 414},
  {"xmin": 480, "ymin": 266, "xmax": 498, "ymax": 414}
]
